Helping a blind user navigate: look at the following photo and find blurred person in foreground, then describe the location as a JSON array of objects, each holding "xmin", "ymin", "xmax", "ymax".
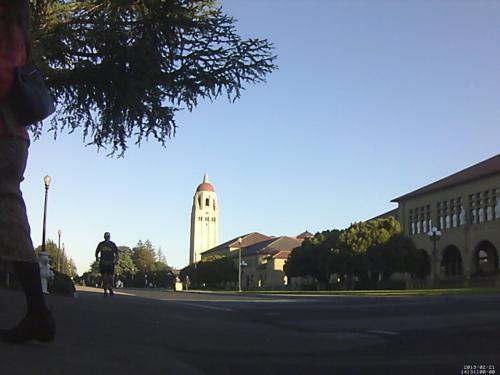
[{"xmin": 0, "ymin": 0, "xmax": 55, "ymax": 343}]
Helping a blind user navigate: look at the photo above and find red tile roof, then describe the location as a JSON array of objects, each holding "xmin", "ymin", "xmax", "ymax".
[
  {"xmin": 392, "ymin": 154, "xmax": 500, "ymax": 202},
  {"xmin": 297, "ymin": 230, "xmax": 314, "ymax": 239},
  {"xmin": 201, "ymin": 232, "xmax": 272, "ymax": 256},
  {"xmin": 273, "ymin": 251, "xmax": 291, "ymax": 260}
]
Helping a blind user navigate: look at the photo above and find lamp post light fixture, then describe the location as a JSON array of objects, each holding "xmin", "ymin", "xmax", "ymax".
[
  {"xmin": 57, "ymin": 229, "xmax": 62, "ymax": 272},
  {"xmin": 41, "ymin": 175, "xmax": 51, "ymax": 253},
  {"xmin": 237, "ymin": 237, "xmax": 243, "ymax": 292},
  {"xmin": 427, "ymin": 226, "xmax": 442, "ymax": 282}
]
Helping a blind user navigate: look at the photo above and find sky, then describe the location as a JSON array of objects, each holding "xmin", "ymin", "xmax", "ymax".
[{"xmin": 22, "ymin": 0, "xmax": 500, "ymax": 274}]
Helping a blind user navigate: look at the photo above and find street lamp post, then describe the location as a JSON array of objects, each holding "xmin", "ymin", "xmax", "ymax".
[
  {"xmin": 41, "ymin": 175, "xmax": 51, "ymax": 253},
  {"xmin": 57, "ymin": 229, "xmax": 62, "ymax": 272},
  {"xmin": 62, "ymin": 243, "xmax": 66, "ymax": 275},
  {"xmin": 237, "ymin": 237, "xmax": 242, "ymax": 292},
  {"xmin": 193, "ymin": 252, "xmax": 197, "ymax": 290},
  {"xmin": 427, "ymin": 226, "xmax": 442, "ymax": 284}
]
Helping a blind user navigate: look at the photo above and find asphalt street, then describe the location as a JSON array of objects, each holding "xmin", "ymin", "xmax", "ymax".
[{"xmin": 1, "ymin": 286, "xmax": 499, "ymax": 375}]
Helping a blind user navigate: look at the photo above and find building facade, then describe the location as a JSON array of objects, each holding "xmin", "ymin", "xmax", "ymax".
[
  {"xmin": 239, "ymin": 236, "xmax": 304, "ymax": 289},
  {"xmin": 391, "ymin": 154, "xmax": 500, "ymax": 285},
  {"xmin": 200, "ymin": 232, "xmax": 305, "ymax": 289},
  {"xmin": 189, "ymin": 174, "xmax": 219, "ymax": 264}
]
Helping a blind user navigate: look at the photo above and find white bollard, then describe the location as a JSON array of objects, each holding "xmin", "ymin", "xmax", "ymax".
[{"xmin": 38, "ymin": 251, "xmax": 54, "ymax": 294}]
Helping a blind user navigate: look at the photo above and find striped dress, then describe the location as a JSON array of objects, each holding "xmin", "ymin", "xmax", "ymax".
[{"xmin": 0, "ymin": 23, "xmax": 36, "ymax": 264}]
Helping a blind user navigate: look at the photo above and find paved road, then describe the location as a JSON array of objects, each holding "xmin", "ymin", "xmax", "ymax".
[{"xmin": 1, "ymin": 286, "xmax": 499, "ymax": 375}]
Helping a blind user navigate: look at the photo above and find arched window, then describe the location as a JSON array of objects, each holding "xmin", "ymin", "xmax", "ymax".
[
  {"xmin": 478, "ymin": 208, "xmax": 485, "ymax": 223},
  {"xmin": 470, "ymin": 209, "xmax": 477, "ymax": 224},
  {"xmin": 487, "ymin": 206, "xmax": 493, "ymax": 221},
  {"xmin": 479, "ymin": 250, "xmax": 488, "ymax": 265},
  {"xmin": 205, "ymin": 198, "xmax": 210, "ymax": 207},
  {"xmin": 459, "ymin": 206, "xmax": 465, "ymax": 225}
]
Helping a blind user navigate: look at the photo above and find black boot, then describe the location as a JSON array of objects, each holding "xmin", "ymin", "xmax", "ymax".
[
  {"xmin": 1, "ymin": 309, "xmax": 55, "ymax": 343},
  {"xmin": 1, "ymin": 262, "xmax": 56, "ymax": 343}
]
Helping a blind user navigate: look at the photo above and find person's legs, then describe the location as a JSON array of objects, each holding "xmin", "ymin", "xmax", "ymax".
[
  {"xmin": 100, "ymin": 264, "xmax": 108, "ymax": 296},
  {"xmin": 108, "ymin": 273, "xmax": 114, "ymax": 296},
  {"xmin": 14, "ymin": 261, "xmax": 49, "ymax": 314},
  {"xmin": 1, "ymin": 262, "xmax": 55, "ymax": 343},
  {"xmin": 0, "ymin": 138, "xmax": 55, "ymax": 343},
  {"xmin": 102, "ymin": 275, "xmax": 108, "ymax": 296}
]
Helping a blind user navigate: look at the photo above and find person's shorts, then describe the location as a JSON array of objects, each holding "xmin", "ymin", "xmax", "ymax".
[{"xmin": 99, "ymin": 263, "xmax": 115, "ymax": 275}]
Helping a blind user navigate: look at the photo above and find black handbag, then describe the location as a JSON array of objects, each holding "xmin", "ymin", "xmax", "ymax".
[{"xmin": 8, "ymin": 62, "xmax": 55, "ymax": 127}]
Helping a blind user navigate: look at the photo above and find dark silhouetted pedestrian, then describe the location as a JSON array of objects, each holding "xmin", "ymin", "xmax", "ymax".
[
  {"xmin": 0, "ymin": 0, "xmax": 55, "ymax": 343},
  {"xmin": 95, "ymin": 232, "xmax": 119, "ymax": 297}
]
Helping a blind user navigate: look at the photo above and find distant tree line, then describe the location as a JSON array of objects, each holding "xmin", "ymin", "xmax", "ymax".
[
  {"xmin": 180, "ymin": 256, "xmax": 237, "ymax": 289},
  {"xmin": 80, "ymin": 240, "xmax": 174, "ymax": 288},
  {"xmin": 284, "ymin": 217, "xmax": 430, "ymax": 290}
]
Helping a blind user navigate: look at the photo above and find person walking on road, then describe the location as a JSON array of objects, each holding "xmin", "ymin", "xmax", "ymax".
[
  {"xmin": 0, "ymin": 0, "xmax": 55, "ymax": 344},
  {"xmin": 95, "ymin": 232, "xmax": 119, "ymax": 297}
]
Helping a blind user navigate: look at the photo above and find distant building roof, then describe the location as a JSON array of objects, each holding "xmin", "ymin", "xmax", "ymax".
[
  {"xmin": 242, "ymin": 236, "xmax": 303, "ymax": 258},
  {"xmin": 392, "ymin": 154, "xmax": 500, "ymax": 202},
  {"xmin": 272, "ymin": 251, "xmax": 291, "ymax": 260},
  {"xmin": 368, "ymin": 208, "xmax": 399, "ymax": 222},
  {"xmin": 297, "ymin": 230, "xmax": 314, "ymax": 239},
  {"xmin": 201, "ymin": 232, "xmax": 273, "ymax": 257}
]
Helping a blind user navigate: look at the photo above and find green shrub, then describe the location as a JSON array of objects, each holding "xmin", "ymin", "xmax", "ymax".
[{"xmin": 50, "ymin": 271, "xmax": 76, "ymax": 296}]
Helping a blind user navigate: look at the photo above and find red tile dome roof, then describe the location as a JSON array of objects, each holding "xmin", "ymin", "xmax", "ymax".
[
  {"xmin": 196, "ymin": 182, "xmax": 214, "ymax": 192},
  {"xmin": 196, "ymin": 173, "xmax": 215, "ymax": 192}
]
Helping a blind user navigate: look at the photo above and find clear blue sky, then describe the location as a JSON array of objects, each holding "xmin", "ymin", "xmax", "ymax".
[{"xmin": 22, "ymin": 0, "xmax": 500, "ymax": 274}]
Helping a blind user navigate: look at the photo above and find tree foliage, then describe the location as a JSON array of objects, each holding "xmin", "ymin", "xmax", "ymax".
[
  {"xmin": 284, "ymin": 217, "xmax": 425, "ymax": 289},
  {"xmin": 35, "ymin": 239, "xmax": 76, "ymax": 276},
  {"xmin": 367, "ymin": 233, "xmax": 424, "ymax": 280},
  {"xmin": 132, "ymin": 240, "xmax": 157, "ymax": 272},
  {"xmin": 339, "ymin": 217, "xmax": 401, "ymax": 254},
  {"xmin": 83, "ymin": 240, "xmax": 172, "ymax": 287},
  {"xmin": 180, "ymin": 255, "xmax": 237, "ymax": 288},
  {"xmin": 284, "ymin": 230, "xmax": 339, "ymax": 284},
  {"xmin": 115, "ymin": 246, "xmax": 137, "ymax": 276},
  {"xmin": 30, "ymin": 0, "xmax": 277, "ymax": 154}
]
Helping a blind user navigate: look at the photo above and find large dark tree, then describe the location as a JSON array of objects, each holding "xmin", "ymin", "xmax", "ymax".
[
  {"xmin": 30, "ymin": 0, "xmax": 277, "ymax": 154},
  {"xmin": 284, "ymin": 230, "xmax": 340, "ymax": 285},
  {"xmin": 180, "ymin": 255, "xmax": 237, "ymax": 289}
]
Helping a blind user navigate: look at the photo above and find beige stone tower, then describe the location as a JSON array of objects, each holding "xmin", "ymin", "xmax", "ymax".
[{"xmin": 189, "ymin": 174, "xmax": 219, "ymax": 264}]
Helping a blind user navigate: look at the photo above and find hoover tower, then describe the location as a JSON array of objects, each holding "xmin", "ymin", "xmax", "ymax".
[{"xmin": 189, "ymin": 174, "xmax": 219, "ymax": 264}]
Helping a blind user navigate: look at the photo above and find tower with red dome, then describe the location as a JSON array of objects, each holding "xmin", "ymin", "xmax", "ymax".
[{"xmin": 189, "ymin": 174, "xmax": 219, "ymax": 264}]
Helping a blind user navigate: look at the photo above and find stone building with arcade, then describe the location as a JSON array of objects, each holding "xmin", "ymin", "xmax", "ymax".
[{"xmin": 389, "ymin": 154, "xmax": 500, "ymax": 286}]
